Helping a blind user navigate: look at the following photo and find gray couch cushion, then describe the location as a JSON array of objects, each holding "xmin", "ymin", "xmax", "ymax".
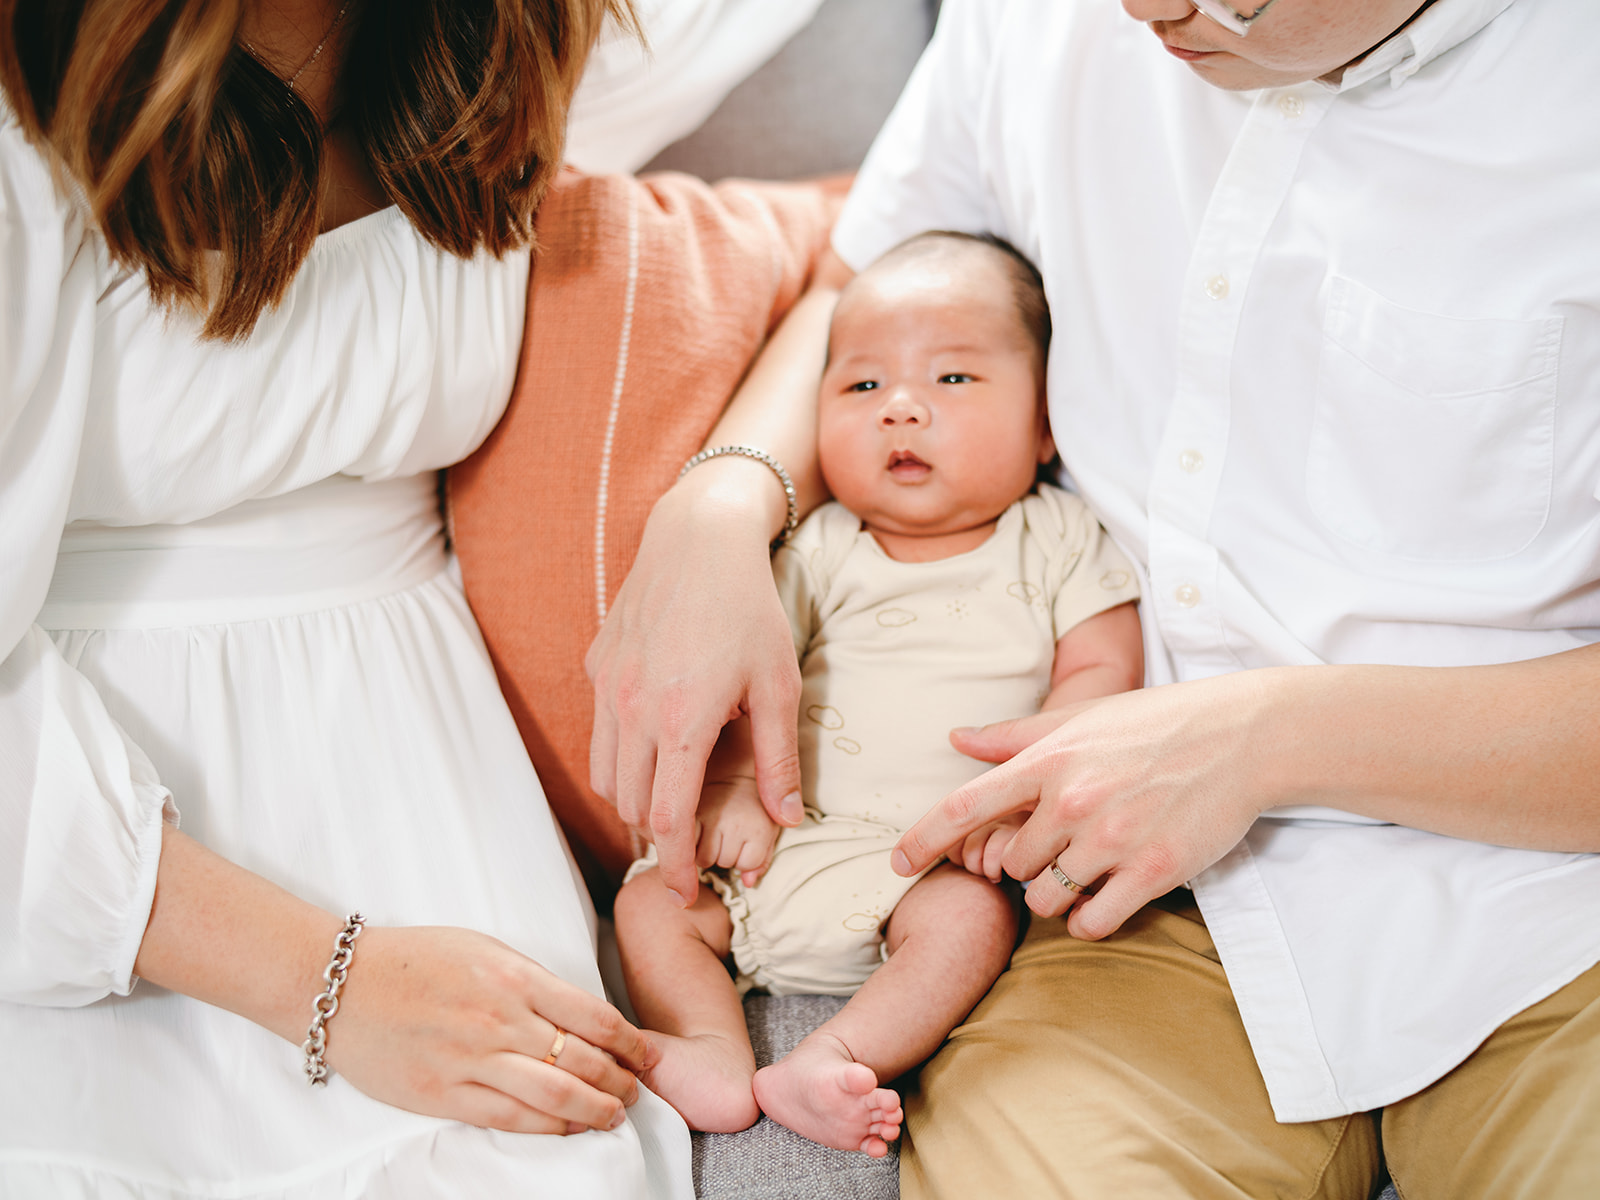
[
  {"xmin": 692, "ymin": 993, "xmax": 900, "ymax": 1200},
  {"xmin": 644, "ymin": 0, "xmax": 938, "ymax": 182}
]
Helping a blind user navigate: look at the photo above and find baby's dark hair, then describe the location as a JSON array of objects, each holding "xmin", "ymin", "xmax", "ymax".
[{"xmin": 878, "ymin": 230, "xmax": 1052, "ymax": 362}]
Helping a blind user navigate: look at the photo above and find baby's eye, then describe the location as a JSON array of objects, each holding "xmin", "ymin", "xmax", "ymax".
[
  {"xmin": 846, "ymin": 380, "xmax": 879, "ymax": 392},
  {"xmin": 938, "ymin": 373, "xmax": 976, "ymax": 385}
]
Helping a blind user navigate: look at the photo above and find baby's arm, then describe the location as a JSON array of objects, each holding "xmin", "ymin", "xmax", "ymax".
[
  {"xmin": 957, "ymin": 602, "xmax": 1144, "ymax": 880},
  {"xmin": 1041, "ymin": 600, "xmax": 1143, "ymax": 708},
  {"xmin": 695, "ymin": 716, "xmax": 781, "ymax": 887}
]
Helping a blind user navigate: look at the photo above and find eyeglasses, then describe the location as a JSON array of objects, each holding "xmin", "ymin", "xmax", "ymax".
[{"xmin": 1189, "ymin": 0, "xmax": 1285, "ymax": 37}]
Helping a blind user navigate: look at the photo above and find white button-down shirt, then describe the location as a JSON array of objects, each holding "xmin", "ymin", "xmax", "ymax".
[{"xmin": 835, "ymin": 0, "xmax": 1600, "ymax": 1121}]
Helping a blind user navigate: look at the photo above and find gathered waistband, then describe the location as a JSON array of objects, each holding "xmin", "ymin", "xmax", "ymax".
[{"xmin": 40, "ymin": 474, "xmax": 448, "ymax": 630}]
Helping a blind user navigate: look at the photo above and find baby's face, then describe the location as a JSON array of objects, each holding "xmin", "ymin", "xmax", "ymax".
[{"xmin": 818, "ymin": 248, "xmax": 1052, "ymax": 551}]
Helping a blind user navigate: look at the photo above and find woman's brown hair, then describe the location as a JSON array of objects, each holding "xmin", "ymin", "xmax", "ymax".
[{"xmin": 0, "ymin": 0, "xmax": 631, "ymax": 340}]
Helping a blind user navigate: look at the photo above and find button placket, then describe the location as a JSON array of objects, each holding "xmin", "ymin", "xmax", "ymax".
[
  {"xmin": 1145, "ymin": 520, "xmax": 1234, "ymax": 672},
  {"xmin": 1148, "ymin": 88, "xmax": 1329, "ymax": 679}
]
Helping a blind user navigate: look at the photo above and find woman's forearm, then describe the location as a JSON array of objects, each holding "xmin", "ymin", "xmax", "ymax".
[
  {"xmin": 1261, "ymin": 642, "xmax": 1600, "ymax": 851},
  {"xmin": 132, "ymin": 827, "xmax": 652, "ymax": 1130},
  {"xmin": 132, "ymin": 825, "xmax": 342, "ymax": 1043},
  {"xmin": 584, "ymin": 250, "xmax": 854, "ymax": 899},
  {"xmin": 671, "ymin": 247, "xmax": 854, "ymax": 537}
]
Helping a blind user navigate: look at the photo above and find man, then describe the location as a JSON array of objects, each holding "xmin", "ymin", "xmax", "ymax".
[{"xmin": 825, "ymin": 0, "xmax": 1600, "ymax": 1195}]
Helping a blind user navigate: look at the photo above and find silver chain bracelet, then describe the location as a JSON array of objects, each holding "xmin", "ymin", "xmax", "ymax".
[
  {"xmin": 303, "ymin": 913, "xmax": 365, "ymax": 1086},
  {"xmin": 679, "ymin": 445, "xmax": 799, "ymax": 547}
]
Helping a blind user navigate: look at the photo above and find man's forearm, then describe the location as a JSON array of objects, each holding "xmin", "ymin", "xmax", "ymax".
[{"xmin": 1260, "ymin": 643, "xmax": 1600, "ymax": 851}]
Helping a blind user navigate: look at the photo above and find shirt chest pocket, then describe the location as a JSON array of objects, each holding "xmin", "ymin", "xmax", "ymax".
[{"xmin": 1306, "ymin": 276, "xmax": 1562, "ymax": 562}]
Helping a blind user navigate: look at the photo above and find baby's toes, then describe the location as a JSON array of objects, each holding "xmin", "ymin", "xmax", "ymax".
[
  {"xmin": 839, "ymin": 1062, "xmax": 879, "ymax": 1097},
  {"xmin": 866, "ymin": 1088, "xmax": 902, "ymax": 1117},
  {"xmin": 859, "ymin": 1134, "xmax": 890, "ymax": 1158}
]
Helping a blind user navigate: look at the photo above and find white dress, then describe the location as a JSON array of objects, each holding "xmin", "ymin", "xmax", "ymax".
[{"xmin": 0, "ymin": 109, "xmax": 691, "ymax": 1198}]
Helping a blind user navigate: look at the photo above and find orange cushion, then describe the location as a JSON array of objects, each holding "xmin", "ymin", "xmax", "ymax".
[{"xmin": 448, "ymin": 169, "xmax": 836, "ymax": 901}]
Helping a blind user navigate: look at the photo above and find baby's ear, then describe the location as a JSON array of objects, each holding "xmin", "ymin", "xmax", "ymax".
[
  {"xmin": 1035, "ymin": 377, "xmax": 1055, "ymax": 463},
  {"xmin": 1036, "ymin": 425, "xmax": 1057, "ymax": 465}
]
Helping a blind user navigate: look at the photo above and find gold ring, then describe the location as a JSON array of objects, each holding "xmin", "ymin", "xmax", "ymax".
[
  {"xmin": 542, "ymin": 1027, "xmax": 567, "ymax": 1065},
  {"xmin": 1051, "ymin": 864, "xmax": 1086, "ymax": 893}
]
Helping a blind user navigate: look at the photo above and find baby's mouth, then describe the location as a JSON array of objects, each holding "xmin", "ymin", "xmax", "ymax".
[{"xmin": 887, "ymin": 449, "xmax": 931, "ymax": 479}]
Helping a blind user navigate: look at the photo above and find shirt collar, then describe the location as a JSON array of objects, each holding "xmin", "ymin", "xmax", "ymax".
[{"xmin": 1325, "ymin": 0, "xmax": 1517, "ymax": 93}]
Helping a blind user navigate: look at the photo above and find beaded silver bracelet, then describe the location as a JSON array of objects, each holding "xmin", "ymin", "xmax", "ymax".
[
  {"xmin": 678, "ymin": 445, "xmax": 799, "ymax": 548},
  {"xmin": 303, "ymin": 913, "xmax": 365, "ymax": 1087}
]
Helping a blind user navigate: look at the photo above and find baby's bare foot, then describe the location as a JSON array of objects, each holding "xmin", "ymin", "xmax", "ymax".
[
  {"xmin": 751, "ymin": 1032, "xmax": 903, "ymax": 1156},
  {"xmin": 641, "ymin": 1032, "xmax": 760, "ymax": 1133}
]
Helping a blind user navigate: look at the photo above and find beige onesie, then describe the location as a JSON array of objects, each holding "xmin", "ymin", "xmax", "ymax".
[
  {"xmin": 635, "ymin": 485, "xmax": 1141, "ymax": 995},
  {"xmin": 713, "ymin": 483, "xmax": 1139, "ymax": 998}
]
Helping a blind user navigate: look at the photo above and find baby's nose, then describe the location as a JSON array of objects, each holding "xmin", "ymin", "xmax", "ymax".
[{"xmin": 877, "ymin": 389, "xmax": 927, "ymax": 425}]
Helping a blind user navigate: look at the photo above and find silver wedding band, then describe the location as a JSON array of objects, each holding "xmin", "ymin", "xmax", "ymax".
[{"xmin": 1051, "ymin": 863, "xmax": 1086, "ymax": 893}]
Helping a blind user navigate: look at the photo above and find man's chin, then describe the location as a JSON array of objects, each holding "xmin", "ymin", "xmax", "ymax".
[{"xmin": 1178, "ymin": 54, "xmax": 1311, "ymax": 92}]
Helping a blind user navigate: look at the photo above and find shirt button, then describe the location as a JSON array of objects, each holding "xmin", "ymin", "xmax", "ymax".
[
  {"xmin": 1179, "ymin": 449, "xmax": 1205, "ymax": 473},
  {"xmin": 1173, "ymin": 583, "xmax": 1201, "ymax": 608},
  {"xmin": 1278, "ymin": 93, "xmax": 1305, "ymax": 118},
  {"xmin": 1205, "ymin": 274, "xmax": 1230, "ymax": 300}
]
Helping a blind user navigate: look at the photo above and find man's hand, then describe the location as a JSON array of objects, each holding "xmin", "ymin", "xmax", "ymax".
[{"xmin": 897, "ymin": 677, "xmax": 1275, "ymax": 941}]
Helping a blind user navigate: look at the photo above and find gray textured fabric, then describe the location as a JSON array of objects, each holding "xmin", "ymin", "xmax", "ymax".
[
  {"xmin": 1376, "ymin": 1186, "xmax": 1399, "ymax": 1200},
  {"xmin": 644, "ymin": 0, "xmax": 938, "ymax": 182},
  {"xmin": 691, "ymin": 993, "xmax": 900, "ymax": 1200}
]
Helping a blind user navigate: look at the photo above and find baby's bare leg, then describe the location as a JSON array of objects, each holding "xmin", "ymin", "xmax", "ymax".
[
  {"xmin": 752, "ymin": 863, "xmax": 1018, "ymax": 1156},
  {"xmin": 614, "ymin": 867, "xmax": 760, "ymax": 1132}
]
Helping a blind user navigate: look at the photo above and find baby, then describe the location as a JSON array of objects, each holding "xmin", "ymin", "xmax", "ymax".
[{"xmin": 614, "ymin": 232, "xmax": 1144, "ymax": 1155}]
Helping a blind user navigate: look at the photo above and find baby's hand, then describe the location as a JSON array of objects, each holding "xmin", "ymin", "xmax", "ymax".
[
  {"xmin": 696, "ymin": 774, "xmax": 781, "ymax": 887},
  {"xmin": 958, "ymin": 815, "xmax": 1028, "ymax": 884}
]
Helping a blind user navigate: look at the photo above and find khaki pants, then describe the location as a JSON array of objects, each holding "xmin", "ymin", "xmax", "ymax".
[{"xmin": 902, "ymin": 892, "xmax": 1600, "ymax": 1200}]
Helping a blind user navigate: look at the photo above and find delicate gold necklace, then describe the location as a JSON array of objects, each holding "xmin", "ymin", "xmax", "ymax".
[{"xmin": 244, "ymin": 0, "xmax": 353, "ymax": 91}]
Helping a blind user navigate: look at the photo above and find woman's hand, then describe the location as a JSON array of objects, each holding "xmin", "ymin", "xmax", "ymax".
[
  {"xmin": 895, "ymin": 673, "xmax": 1281, "ymax": 941},
  {"xmin": 330, "ymin": 925, "xmax": 654, "ymax": 1135},
  {"xmin": 586, "ymin": 461, "xmax": 805, "ymax": 908},
  {"xmin": 586, "ymin": 254, "xmax": 849, "ymax": 908},
  {"xmin": 133, "ymin": 831, "xmax": 651, "ymax": 1136}
]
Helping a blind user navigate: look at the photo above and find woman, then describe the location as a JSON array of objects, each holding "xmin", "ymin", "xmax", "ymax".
[{"xmin": 1, "ymin": 1, "xmax": 689, "ymax": 1194}]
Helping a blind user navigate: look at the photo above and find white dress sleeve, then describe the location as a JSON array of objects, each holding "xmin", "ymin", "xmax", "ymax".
[
  {"xmin": 0, "ymin": 117, "xmax": 174, "ymax": 1007},
  {"xmin": 831, "ymin": 0, "xmax": 1007, "ymax": 271}
]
